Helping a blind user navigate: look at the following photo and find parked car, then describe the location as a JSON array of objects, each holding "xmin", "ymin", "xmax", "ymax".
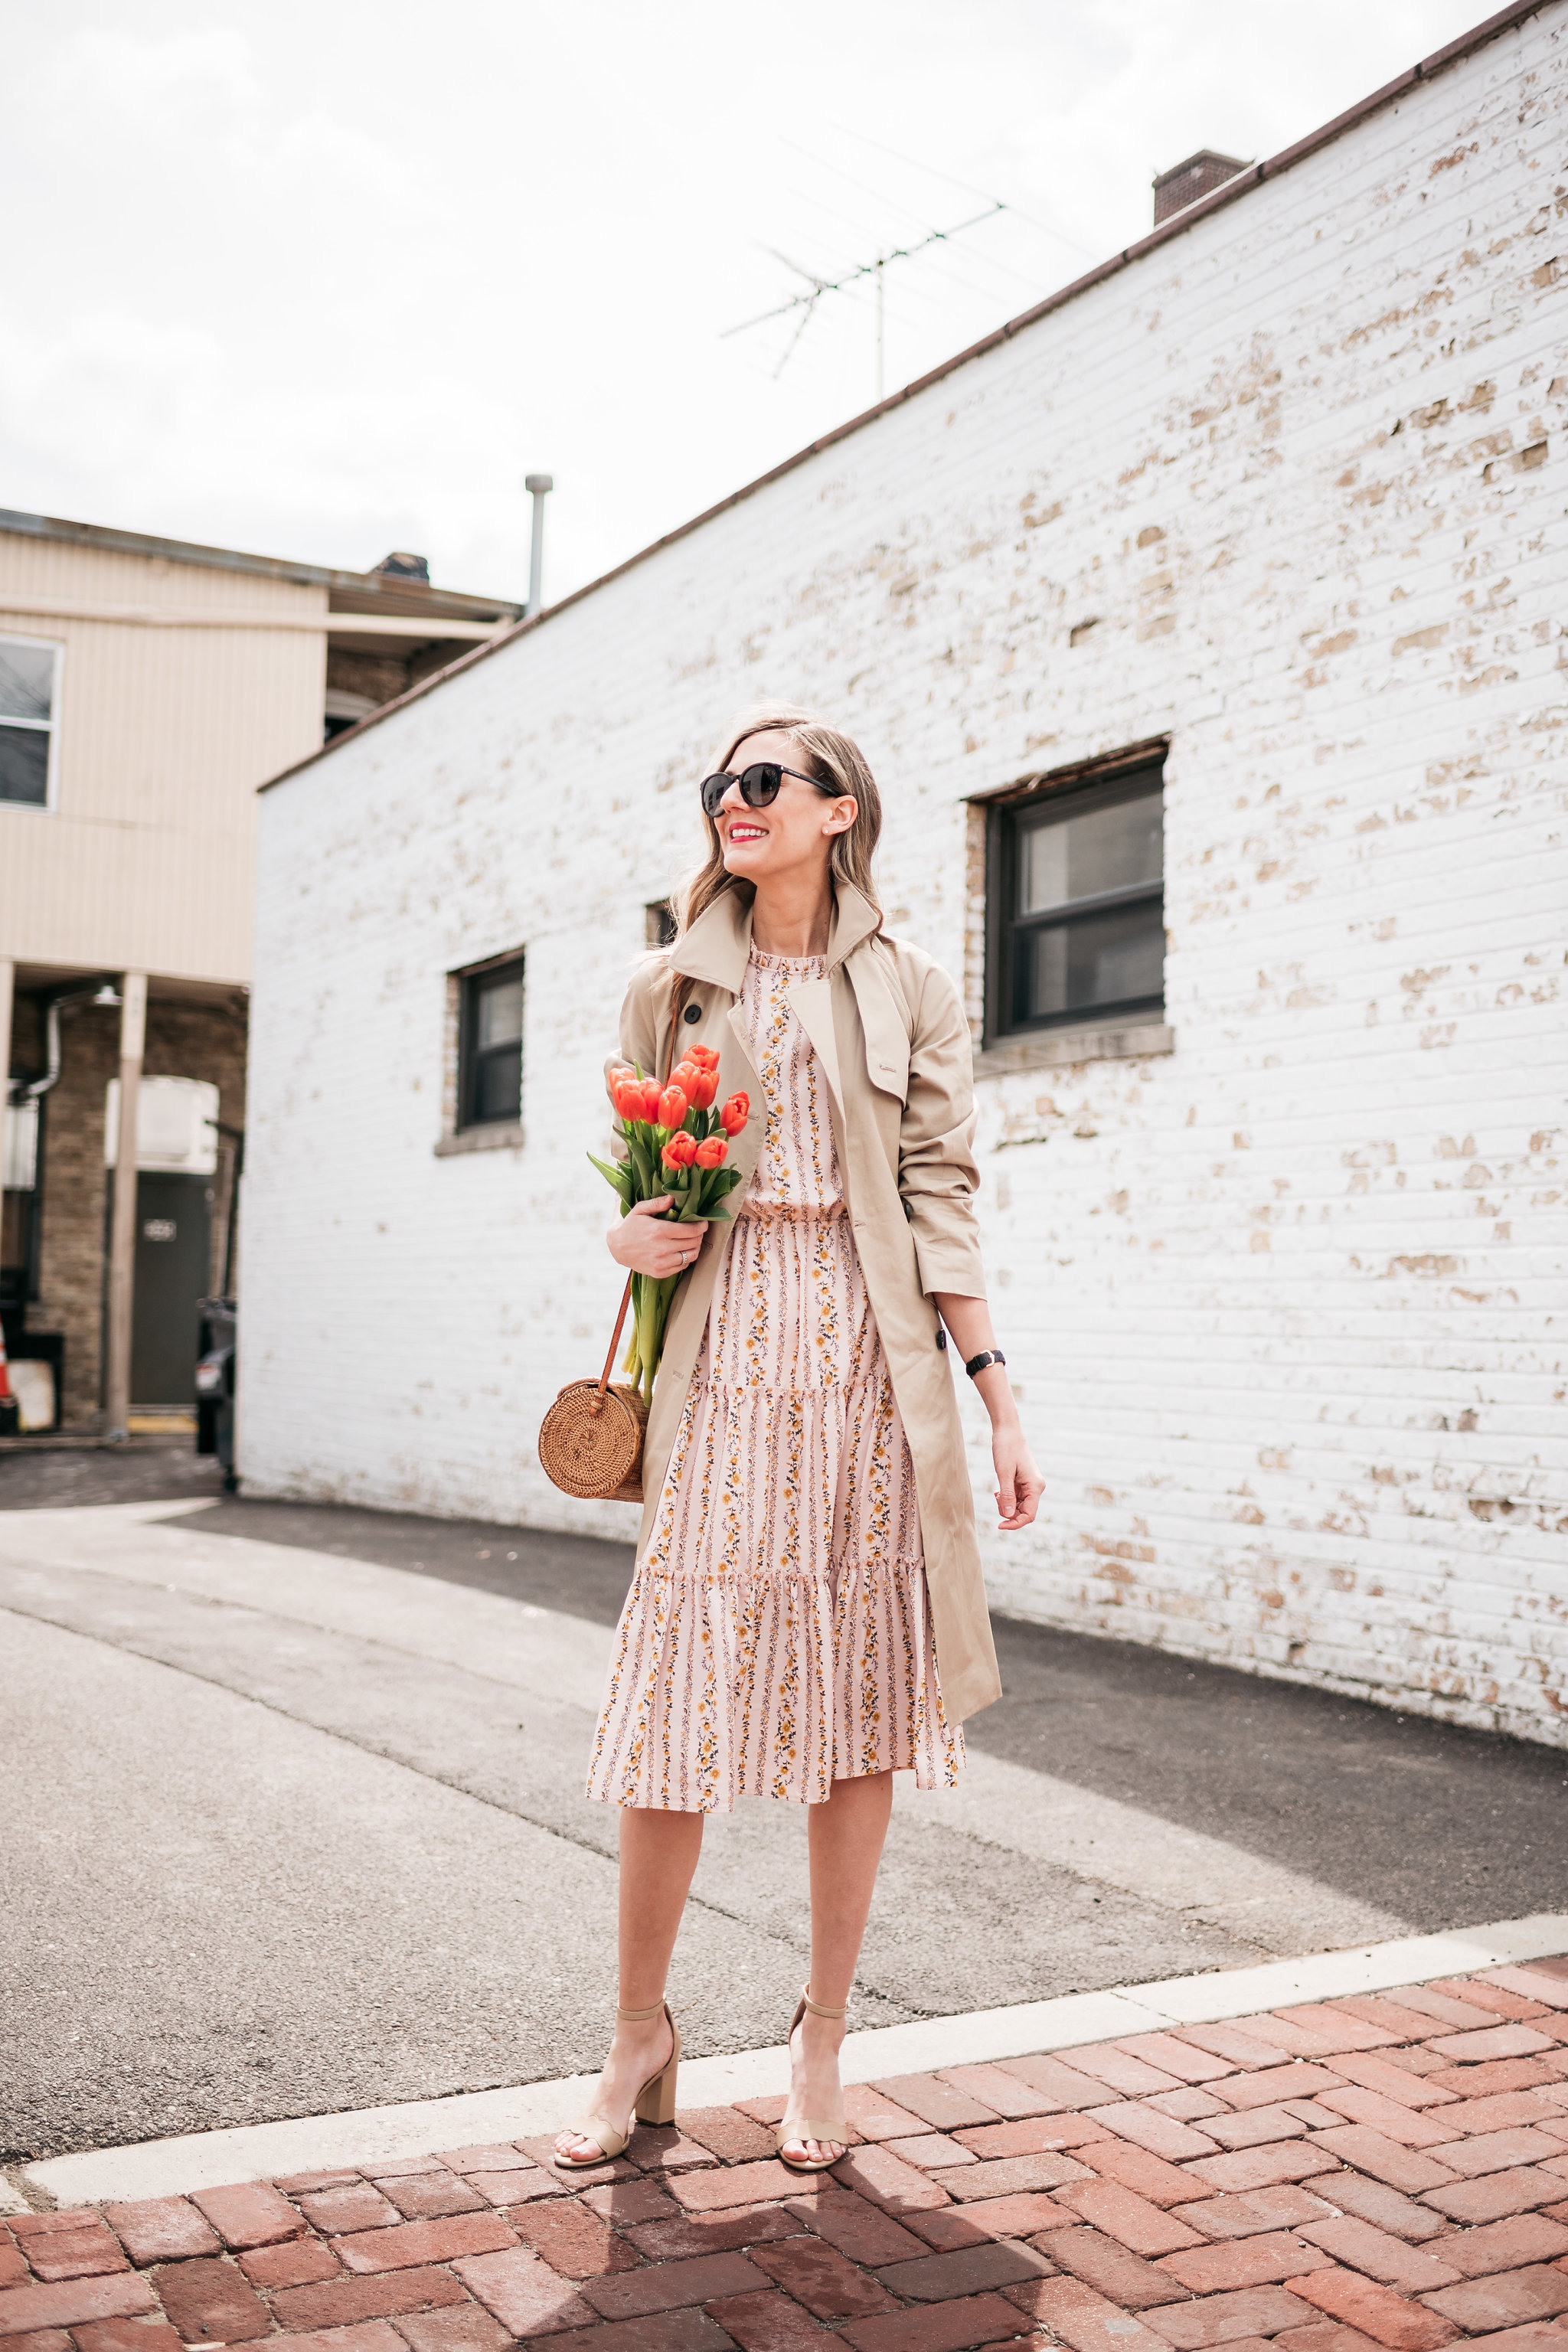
[{"xmin": 194, "ymin": 1297, "xmax": 237, "ymax": 1488}]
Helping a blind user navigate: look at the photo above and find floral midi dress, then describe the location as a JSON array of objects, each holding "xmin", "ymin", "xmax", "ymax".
[{"xmin": 586, "ymin": 946, "xmax": 965, "ymax": 1812}]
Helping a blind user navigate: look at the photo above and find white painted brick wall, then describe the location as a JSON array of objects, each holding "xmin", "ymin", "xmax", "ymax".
[{"xmin": 243, "ymin": 8, "xmax": 1567, "ymax": 1746}]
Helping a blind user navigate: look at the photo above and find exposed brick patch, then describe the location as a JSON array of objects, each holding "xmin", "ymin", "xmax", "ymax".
[
  {"xmin": 886, "ymin": 2133, "xmax": 977, "ymax": 2171},
  {"xmin": 236, "ymin": 2241, "xmax": 344, "ymax": 2290},
  {"xmin": 829, "ymin": 2145, "xmax": 952, "ymax": 2216},
  {"xmin": 873, "ymin": 2074, "xmax": 999, "ymax": 2131},
  {"xmin": 1312, "ymin": 2177, "xmax": 1450, "ymax": 2243},
  {"xmin": 374, "ymin": 2182, "xmax": 488, "ymax": 2225},
  {"xmin": 388, "ymin": 2308, "xmax": 512, "ymax": 2352},
  {"xmin": 937, "ymin": 2063, "xmax": 1069, "ymax": 2118},
  {"xmin": 189, "ymin": 2187, "xmax": 305, "ymax": 2252},
  {"xmin": 1284, "ymin": 2269, "xmax": 1460, "ymax": 2349},
  {"xmin": 1434, "ymin": 2215, "xmax": 1568, "ymax": 2277},
  {"xmin": 621, "ymin": 2131, "xmax": 717, "ymax": 2177},
  {"xmin": 8, "ymin": 2221, "xmax": 126, "ymax": 2283},
  {"xmin": 269, "ymin": 2325, "xmax": 407, "ymax": 2352},
  {"xmin": 103, "ymin": 2205, "xmax": 220, "ymax": 2269},
  {"xmin": 956, "ymin": 2119, "xmax": 1096, "ymax": 2160},
  {"xmin": 671, "ymin": 2109, "xmax": 775, "ymax": 2162},
  {"xmin": 506, "ymin": 2204, "xmax": 641, "ymax": 2279},
  {"xmin": 660, "ymin": 2163, "xmax": 802, "ymax": 2216},
  {"xmin": 1145, "ymin": 2283, "xmax": 1324, "ymax": 2345},
  {"xmin": 1047, "ymin": 2225, "xmax": 1191, "ymax": 2306},
  {"xmin": 784, "ymin": 2184, "xmax": 924, "ymax": 2264},
  {"xmin": 448, "ymin": 2245, "xmax": 594, "ymax": 2336},
  {"xmin": 0, "ymin": 2282, "xmax": 162, "ymax": 2335},
  {"xmin": 750, "ymin": 2233, "xmax": 899, "ymax": 2315},
  {"xmin": 335, "ymin": 2220, "xmax": 517, "ymax": 2276},
  {"xmin": 1167, "ymin": 2191, "xmax": 1340, "ymax": 2243},
  {"xmin": 622, "ymin": 2207, "xmax": 799, "ymax": 2262},
  {"xmin": 1158, "ymin": 2232, "xmax": 1333, "ymax": 2292},
  {"xmin": 1000, "ymin": 2056, "xmax": 1121, "ymax": 2110},
  {"xmin": 1421, "ymin": 2172, "xmax": 1568, "ymax": 2226},
  {"xmin": 1086, "ymin": 2105, "xmax": 1222, "ymax": 2161},
  {"xmin": 1016, "ymin": 2275, "xmax": 1174, "ymax": 2352},
  {"xmin": 1073, "ymin": 2141, "xmax": 1214, "ymax": 2207},
  {"xmin": 700, "ymin": 2288, "xmax": 828, "ymax": 2350},
  {"xmin": 296, "ymin": 2191, "xmax": 402, "ymax": 2239},
  {"xmin": 0, "ymin": 2329, "xmax": 74, "ymax": 2352},
  {"xmin": 934, "ymin": 2153, "xmax": 1093, "ymax": 2202},
  {"xmin": 877, "ymin": 2238, "xmax": 1054, "ymax": 2303},
  {"xmin": 72, "ymin": 2320, "xmax": 185, "ymax": 2352},
  {"xmin": 154, "ymin": 2258, "xmax": 272, "ymax": 2343},
  {"xmin": 579, "ymin": 2184, "xmax": 679, "ymax": 2230},
  {"xmin": 838, "ymin": 2288, "xmax": 1040, "ymax": 2349},
  {"xmin": 1294, "ymin": 2216, "xmax": 1462, "ymax": 2292},
  {"xmin": 1057, "ymin": 2180, "xmax": 1207, "ymax": 2257},
  {"xmin": 577, "ymin": 2249, "xmax": 763, "ymax": 2321},
  {"xmin": 1419, "ymin": 2268, "xmax": 1568, "ymax": 2333},
  {"xmin": 269, "ymin": 2268, "xmax": 469, "ymax": 2332}
]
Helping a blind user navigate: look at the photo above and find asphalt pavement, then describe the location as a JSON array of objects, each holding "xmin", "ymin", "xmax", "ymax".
[{"xmin": 2, "ymin": 1448, "xmax": 1563, "ymax": 2166}]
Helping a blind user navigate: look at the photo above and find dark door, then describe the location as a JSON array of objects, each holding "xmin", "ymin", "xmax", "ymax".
[{"xmin": 106, "ymin": 1172, "xmax": 214, "ymax": 1405}]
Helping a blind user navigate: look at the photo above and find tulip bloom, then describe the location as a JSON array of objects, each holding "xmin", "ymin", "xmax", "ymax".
[
  {"xmin": 719, "ymin": 1092, "xmax": 750, "ymax": 1135},
  {"xmin": 670, "ymin": 1060, "xmax": 702, "ymax": 1096},
  {"xmin": 662, "ymin": 1130, "xmax": 698, "ymax": 1169},
  {"xmin": 612, "ymin": 1082, "xmax": 646, "ymax": 1124},
  {"xmin": 688, "ymin": 1044, "xmax": 720, "ymax": 1071},
  {"xmin": 609, "ymin": 1066, "xmax": 636, "ymax": 1089},
  {"xmin": 686, "ymin": 1069, "xmax": 717, "ymax": 1110},
  {"xmin": 639, "ymin": 1077, "xmax": 664, "ymax": 1120},
  {"xmin": 658, "ymin": 1083, "xmax": 689, "ymax": 1129},
  {"xmin": 694, "ymin": 1135, "xmax": 727, "ymax": 1169}
]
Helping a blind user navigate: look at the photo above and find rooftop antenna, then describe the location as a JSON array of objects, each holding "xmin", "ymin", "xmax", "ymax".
[
  {"xmin": 524, "ymin": 474, "xmax": 553, "ymax": 616},
  {"xmin": 723, "ymin": 203, "xmax": 1004, "ymax": 390}
]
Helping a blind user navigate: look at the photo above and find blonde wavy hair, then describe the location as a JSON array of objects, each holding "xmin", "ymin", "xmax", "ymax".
[{"xmin": 674, "ymin": 704, "xmax": 884, "ymax": 937}]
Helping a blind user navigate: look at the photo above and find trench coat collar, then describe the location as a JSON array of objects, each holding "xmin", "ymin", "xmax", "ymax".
[{"xmin": 668, "ymin": 881, "xmax": 882, "ymax": 995}]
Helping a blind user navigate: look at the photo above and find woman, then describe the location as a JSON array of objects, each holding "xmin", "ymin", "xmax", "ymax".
[{"xmin": 556, "ymin": 705, "xmax": 1043, "ymax": 2174}]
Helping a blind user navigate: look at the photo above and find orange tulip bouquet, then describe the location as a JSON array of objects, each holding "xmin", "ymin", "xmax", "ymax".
[{"xmin": 590, "ymin": 1045, "xmax": 750, "ymax": 1407}]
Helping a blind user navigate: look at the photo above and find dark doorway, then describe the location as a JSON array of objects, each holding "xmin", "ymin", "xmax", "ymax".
[{"xmin": 105, "ymin": 1171, "xmax": 214, "ymax": 1405}]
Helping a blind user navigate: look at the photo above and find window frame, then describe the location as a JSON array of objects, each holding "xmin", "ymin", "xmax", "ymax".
[
  {"xmin": 0, "ymin": 632, "xmax": 64, "ymax": 813},
  {"xmin": 984, "ymin": 753, "xmax": 1166, "ymax": 1046},
  {"xmin": 456, "ymin": 952, "xmax": 526, "ymax": 1133}
]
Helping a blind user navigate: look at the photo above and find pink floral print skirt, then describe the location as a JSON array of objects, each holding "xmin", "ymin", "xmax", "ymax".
[{"xmin": 586, "ymin": 1203, "xmax": 965, "ymax": 1812}]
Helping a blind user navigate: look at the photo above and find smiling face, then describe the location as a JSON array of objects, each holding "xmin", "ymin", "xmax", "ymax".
[{"xmin": 714, "ymin": 727, "xmax": 858, "ymax": 892}]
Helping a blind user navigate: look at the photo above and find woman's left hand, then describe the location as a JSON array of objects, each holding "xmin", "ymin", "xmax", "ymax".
[{"xmin": 992, "ymin": 1424, "xmax": 1044, "ymax": 1530}]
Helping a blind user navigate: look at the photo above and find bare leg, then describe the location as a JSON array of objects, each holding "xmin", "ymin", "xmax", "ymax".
[
  {"xmin": 554, "ymin": 1805, "xmax": 704, "ymax": 2163},
  {"xmin": 782, "ymin": 1768, "xmax": 894, "ymax": 2164}
]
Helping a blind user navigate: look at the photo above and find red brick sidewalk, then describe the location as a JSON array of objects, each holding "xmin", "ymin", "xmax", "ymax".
[{"xmin": 6, "ymin": 1959, "xmax": 1568, "ymax": 2352}]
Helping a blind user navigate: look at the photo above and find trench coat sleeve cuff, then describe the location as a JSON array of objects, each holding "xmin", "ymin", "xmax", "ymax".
[{"xmin": 911, "ymin": 1227, "xmax": 988, "ymax": 1298}]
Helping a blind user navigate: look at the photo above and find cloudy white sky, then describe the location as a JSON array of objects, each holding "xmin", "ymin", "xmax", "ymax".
[{"xmin": 5, "ymin": 0, "xmax": 1487, "ymax": 606}]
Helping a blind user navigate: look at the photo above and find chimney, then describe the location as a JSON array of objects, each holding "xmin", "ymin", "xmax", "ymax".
[
  {"xmin": 371, "ymin": 551, "xmax": 430, "ymax": 582},
  {"xmin": 1152, "ymin": 149, "xmax": 1250, "ymax": 226}
]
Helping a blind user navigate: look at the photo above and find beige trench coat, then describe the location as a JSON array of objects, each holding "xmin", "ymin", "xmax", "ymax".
[{"xmin": 613, "ymin": 881, "xmax": 1002, "ymax": 1726}]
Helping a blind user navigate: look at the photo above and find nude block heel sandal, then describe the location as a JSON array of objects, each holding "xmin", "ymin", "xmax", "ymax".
[
  {"xmin": 776, "ymin": 1985, "xmax": 848, "ymax": 2174},
  {"xmin": 554, "ymin": 2000, "xmax": 681, "ymax": 2169}
]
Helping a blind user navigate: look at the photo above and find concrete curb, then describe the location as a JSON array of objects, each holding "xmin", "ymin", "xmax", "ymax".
[{"xmin": 24, "ymin": 1909, "xmax": 1567, "ymax": 2206}]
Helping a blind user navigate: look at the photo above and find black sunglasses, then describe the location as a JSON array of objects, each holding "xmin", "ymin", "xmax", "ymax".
[{"xmin": 699, "ymin": 762, "xmax": 839, "ymax": 818}]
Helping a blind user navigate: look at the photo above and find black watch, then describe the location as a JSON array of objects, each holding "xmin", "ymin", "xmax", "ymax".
[{"xmin": 964, "ymin": 1348, "xmax": 1006, "ymax": 1379}]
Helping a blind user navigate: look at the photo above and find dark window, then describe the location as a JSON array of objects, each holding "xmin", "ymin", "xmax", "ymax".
[
  {"xmin": 459, "ymin": 958, "xmax": 524, "ymax": 1128},
  {"xmin": 986, "ymin": 759, "xmax": 1165, "ymax": 1039},
  {"xmin": 0, "ymin": 637, "xmax": 60, "ymax": 808},
  {"xmin": 645, "ymin": 899, "xmax": 678, "ymax": 948}
]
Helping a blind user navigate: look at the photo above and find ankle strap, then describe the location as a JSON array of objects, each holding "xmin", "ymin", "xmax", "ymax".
[
  {"xmin": 801, "ymin": 1984, "xmax": 848, "ymax": 2019},
  {"xmin": 617, "ymin": 1999, "xmax": 667, "ymax": 2022}
]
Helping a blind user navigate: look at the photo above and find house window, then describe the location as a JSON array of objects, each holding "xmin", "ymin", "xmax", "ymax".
[
  {"xmin": 0, "ymin": 636, "xmax": 62, "ymax": 808},
  {"xmin": 459, "ymin": 957, "xmax": 524, "ymax": 1128},
  {"xmin": 986, "ymin": 757, "xmax": 1165, "ymax": 1038}
]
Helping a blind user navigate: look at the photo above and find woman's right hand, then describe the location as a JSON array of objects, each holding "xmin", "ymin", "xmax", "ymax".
[{"xmin": 609, "ymin": 1195, "xmax": 707, "ymax": 1278}]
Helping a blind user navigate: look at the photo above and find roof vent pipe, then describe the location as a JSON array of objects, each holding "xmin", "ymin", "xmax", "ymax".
[{"xmin": 524, "ymin": 474, "xmax": 553, "ymax": 618}]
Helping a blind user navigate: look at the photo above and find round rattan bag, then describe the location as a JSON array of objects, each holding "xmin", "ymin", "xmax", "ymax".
[{"xmin": 538, "ymin": 1374, "xmax": 647, "ymax": 1503}]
